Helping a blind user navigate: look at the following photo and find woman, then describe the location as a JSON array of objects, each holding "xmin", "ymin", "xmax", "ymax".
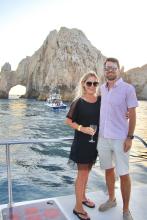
[{"xmin": 65, "ymin": 71, "xmax": 101, "ymax": 220}]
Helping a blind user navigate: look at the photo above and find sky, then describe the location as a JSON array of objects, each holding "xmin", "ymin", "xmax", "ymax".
[
  {"xmin": 0, "ymin": 0, "xmax": 147, "ymax": 72},
  {"xmin": 9, "ymin": 85, "xmax": 26, "ymax": 95}
]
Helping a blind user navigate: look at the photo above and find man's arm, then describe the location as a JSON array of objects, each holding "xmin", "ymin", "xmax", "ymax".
[
  {"xmin": 124, "ymin": 107, "xmax": 136, "ymax": 152},
  {"xmin": 127, "ymin": 107, "xmax": 136, "ymax": 137}
]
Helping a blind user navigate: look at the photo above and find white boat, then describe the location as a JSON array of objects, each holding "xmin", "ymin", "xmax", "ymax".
[
  {"xmin": 0, "ymin": 136, "xmax": 147, "ymax": 220},
  {"xmin": 46, "ymin": 93, "xmax": 67, "ymax": 110},
  {"xmin": 1, "ymin": 185, "xmax": 147, "ymax": 220}
]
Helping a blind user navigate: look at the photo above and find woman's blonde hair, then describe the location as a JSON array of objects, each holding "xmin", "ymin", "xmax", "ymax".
[{"xmin": 74, "ymin": 70, "xmax": 99, "ymax": 99}]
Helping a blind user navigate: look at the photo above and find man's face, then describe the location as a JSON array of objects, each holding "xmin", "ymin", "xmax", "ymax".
[{"xmin": 104, "ymin": 61, "xmax": 119, "ymax": 81}]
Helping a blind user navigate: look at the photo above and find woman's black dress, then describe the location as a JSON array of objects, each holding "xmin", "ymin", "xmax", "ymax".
[{"xmin": 66, "ymin": 97, "xmax": 101, "ymax": 164}]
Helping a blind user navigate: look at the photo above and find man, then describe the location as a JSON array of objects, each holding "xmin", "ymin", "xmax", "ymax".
[{"xmin": 97, "ymin": 57, "xmax": 138, "ymax": 220}]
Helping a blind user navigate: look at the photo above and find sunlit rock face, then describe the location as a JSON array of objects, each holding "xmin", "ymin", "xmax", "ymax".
[
  {"xmin": 1, "ymin": 62, "xmax": 11, "ymax": 72},
  {"xmin": 124, "ymin": 65, "xmax": 147, "ymax": 100},
  {"xmin": 23, "ymin": 27, "xmax": 105, "ymax": 100},
  {"xmin": 0, "ymin": 27, "xmax": 146, "ymax": 100},
  {"xmin": 0, "ymin": 60, "xmax": 29, "ymax": 99},
  {"xmin": 43, "ymin": 28, "xmax": 105, "ymax": 99},
  {"xmin": 0, "ymin": 63, "xmax": 16, "ymax": 98},
  {"xmin": 0, "ymin": 27, "xmax": 105, "ymax": 100}
]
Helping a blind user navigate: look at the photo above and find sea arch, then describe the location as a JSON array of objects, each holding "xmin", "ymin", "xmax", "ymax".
[{"xmin": 9, "ymin": 85, "xmax": 26, "ymax": 99}]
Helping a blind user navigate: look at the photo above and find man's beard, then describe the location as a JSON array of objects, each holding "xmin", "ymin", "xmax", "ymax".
[{"xmin": 106, "ymin": 76, "xmax": 117, "ymax": 81}]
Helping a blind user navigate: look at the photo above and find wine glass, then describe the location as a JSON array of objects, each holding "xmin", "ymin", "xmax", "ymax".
[{"xmin": 89, "ymin": 125, "xmax": 97, "ymax": 143}]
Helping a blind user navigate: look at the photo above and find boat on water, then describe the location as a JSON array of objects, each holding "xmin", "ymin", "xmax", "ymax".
[
  {"xmin": 46, "ymin": 93, "xmax": 67, "ymax": 110},
  {"xmin": 0, "ymin": 136, "xmax": 147, "ymax": 220}
]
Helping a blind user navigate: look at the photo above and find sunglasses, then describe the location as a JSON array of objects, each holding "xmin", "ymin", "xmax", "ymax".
[
  {"xmin": 86, "ymin": 81, "xmax": 99, "ymax": 87},
  {"xmin": 104, "ymin": 66, "xmax": 118, "ymax": 72}
]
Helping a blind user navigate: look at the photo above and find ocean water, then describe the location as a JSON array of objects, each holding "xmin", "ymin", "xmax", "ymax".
[{"xmin": 0, "ymin": 99, "xmax": 147, "ymax": 204}]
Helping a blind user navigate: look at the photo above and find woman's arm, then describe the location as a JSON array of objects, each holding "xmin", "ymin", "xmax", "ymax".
[{"xmin": 65, "ymin": 118, "xmax": 94, "ymax": 135}]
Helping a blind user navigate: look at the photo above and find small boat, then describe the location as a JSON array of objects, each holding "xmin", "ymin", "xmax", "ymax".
[{"xmin": 46, "ymin": 92, "xmax": 67, "ymax": 110}]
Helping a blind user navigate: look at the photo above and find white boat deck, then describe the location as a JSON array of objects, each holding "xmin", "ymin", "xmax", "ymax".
[{"xmin": 0, "ymin": 185, "xmax": 146, "ymax": 220}]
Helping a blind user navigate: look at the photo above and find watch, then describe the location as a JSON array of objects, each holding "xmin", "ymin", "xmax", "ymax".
[{"xmin": 127, "ymin": 135, "xmax": 134, "ymax": 140}]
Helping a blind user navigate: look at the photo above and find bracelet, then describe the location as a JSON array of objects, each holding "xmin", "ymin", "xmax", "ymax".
[{"xmin": 77, "ymin": 125, "xmax": 82, "ymax": 131}]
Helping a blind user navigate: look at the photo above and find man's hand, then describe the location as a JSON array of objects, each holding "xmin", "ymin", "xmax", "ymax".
[{"xmin": 123, "ymin": 138, "xmax": 132, "ymax": 152}]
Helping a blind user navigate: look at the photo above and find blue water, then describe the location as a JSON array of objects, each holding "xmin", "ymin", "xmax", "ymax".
[{"xmin": 0, "ymin": 99, "xmax": 147, "ymax": 204}]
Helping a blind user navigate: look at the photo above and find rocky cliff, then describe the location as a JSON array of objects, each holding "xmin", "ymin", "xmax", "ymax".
[
  {"xmin": 0, "ymin": 27, "xmax": 105, "ymax": 101},
  {"xmin": 0, "ymin": 27, "xmax": 147, "ymax": 100},
  {"xmin": 124, "ymin": 65, "xmax": 147, "ymax": 100}
]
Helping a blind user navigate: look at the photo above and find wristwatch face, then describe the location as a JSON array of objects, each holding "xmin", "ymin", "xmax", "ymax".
[{"xmin": 128, "ymin": 135, "xmax": 134, "ymax": 139}]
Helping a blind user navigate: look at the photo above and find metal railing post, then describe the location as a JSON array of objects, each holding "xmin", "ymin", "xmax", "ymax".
[{"xmin": 6, "ymin": 144, "xmax": 13, "ymax": 208}]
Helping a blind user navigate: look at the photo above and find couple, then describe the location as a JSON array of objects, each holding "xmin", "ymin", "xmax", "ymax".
[{"xmin": 65, "ymin": 57, "xmax": 138, "ymax": 220}]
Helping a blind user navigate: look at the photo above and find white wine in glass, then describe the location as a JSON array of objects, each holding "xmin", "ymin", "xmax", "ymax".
[{"xmin": 89, "ymin": 125, "xmax": 97, "ymax": 143}]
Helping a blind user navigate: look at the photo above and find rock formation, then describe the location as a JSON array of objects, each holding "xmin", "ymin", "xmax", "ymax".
[
  {"xmin": 0, "ymin": 62, "xmax": 16, "ymax": 98},
  {"xmin": 124, "ymin": 65, "xmax": 147, "ymax": 100},
  {"xmin": 0, "ymin": 27, "xmax": 146, "ymax": 100},
  {"xmin": 0, "ymin": 27, "xmax": 105, "ymax": 100}
]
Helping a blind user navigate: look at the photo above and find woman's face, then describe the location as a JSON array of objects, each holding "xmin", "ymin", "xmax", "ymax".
[{"xmin": 83, "ymin": 76, "xmax": 99, "ymax": 95}]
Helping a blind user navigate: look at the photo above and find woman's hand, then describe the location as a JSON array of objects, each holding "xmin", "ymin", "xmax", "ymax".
[{"xmin": 80, "ymin": 126, "xmax": 95, "ymax": 135}]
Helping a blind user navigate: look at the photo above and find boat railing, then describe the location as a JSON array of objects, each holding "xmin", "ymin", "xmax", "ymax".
[
  {"xmin": 0, "ymin": 136, "xmax": 146, "ymax": 208},
  {"xmin": 0, "ymin": 137, "xmax": 73, "ymax": 208},
  {"xmin": 134, "ymin": 135, "xmax": 147, "ymax": 147}
]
